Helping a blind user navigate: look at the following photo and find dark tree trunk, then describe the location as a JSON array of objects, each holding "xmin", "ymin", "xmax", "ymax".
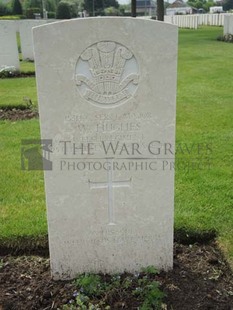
[
  {"xmin": 157, "ymin": 0, "xmax": 164, "ymax": 21},
  {"xmin": 131, "ymin": 0, "xmax": 136, "ymax": 17}
]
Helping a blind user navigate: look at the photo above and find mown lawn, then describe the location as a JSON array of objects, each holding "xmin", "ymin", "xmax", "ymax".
[
  {"xmin": 0, "ymin": 77, "xmax": 37, "ymax": 108},
  {"xmin": 0, "ymin": 26, "xmax": 232, "ymax": 265},
  {"xmin": 176, "ymin": 26, "xmax": 233, "ymax": 263},
  {"xmin": 0, "ymin": 51, "xmax": 36, "ymax": 108},
  {"xmin": 20, "ymin": 60, "xmax": 35, "ymax": 72},
  {"xmin": 0, "ymin": 120, "xmax": 47, "ymax": 239}
]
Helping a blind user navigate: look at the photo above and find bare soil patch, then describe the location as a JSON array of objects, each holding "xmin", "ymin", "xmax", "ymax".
[
  {"xmin": 0, "ymin": 108, "xmax": 38, "ymax": 121},
  {"xmin": 0, "ymin": 242, "xmax": 232, "ymax": 310}
]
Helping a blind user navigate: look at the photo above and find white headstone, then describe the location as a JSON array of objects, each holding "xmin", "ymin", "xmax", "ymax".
[
  {"xmin": 224, "ymin": 15, "xmax": 233, "ymax": 35},
  {"xmin": 0, "ymin": 21, "xmax": 19, "ymax": 70},
  {"xmin": 33, "ymin": 18, "xmax": 178, "ymax": 280},
  {"xmin": 19, "ymin": 20, "xmax": 51, "ymax": 61}
]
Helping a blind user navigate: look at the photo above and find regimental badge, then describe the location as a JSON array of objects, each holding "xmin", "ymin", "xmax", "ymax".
[{"xmin": 75, "ymin": 41, "xmax": 139, "ymax": 107}]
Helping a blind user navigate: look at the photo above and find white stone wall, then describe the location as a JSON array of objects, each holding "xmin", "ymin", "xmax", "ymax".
[
  {"xmin": 0, "ymin": 21, "xmax": 20, "ymax": 70},
  {"xmin": 224, "ymin": 15, "xmax": 233, "ymax": 34}
]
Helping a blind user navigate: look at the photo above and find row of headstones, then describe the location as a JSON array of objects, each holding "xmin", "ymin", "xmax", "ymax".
[
  {"xmin": 224, "ymin": 15, "xmax": 233, "ymax": 34},
  {"xmin": 198, "ymin": 13, "xmax": 233, "ymax": 26},
  {"xmin": 2, "ymin": 14, "xmax": 232, "ymax": 71},
  {"xmin": 164, "ymin": 15, "xmax": 198, "ymax": 29},
  {"xmin": 0, "ymin": 20, "xmax": 52, "ymax": 71},
  {"xmin": 164, "ymin": 13, "xmax": 233, "ymax": 29}
]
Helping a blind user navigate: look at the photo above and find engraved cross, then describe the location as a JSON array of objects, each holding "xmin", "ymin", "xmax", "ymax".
[{"xmin": 88, "ymin": 159, "xmax": 132, "ymax": 225}]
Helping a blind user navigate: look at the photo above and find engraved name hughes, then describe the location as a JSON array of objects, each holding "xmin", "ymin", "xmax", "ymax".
[{"xmin": 75, "ymin": 41, "xmax": 139, "ymax": 107}]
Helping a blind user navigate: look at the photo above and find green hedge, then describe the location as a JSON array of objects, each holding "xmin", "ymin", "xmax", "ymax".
[{"xmin": 0, "ymin": 15, "xmax": 24, "ymax": 19}]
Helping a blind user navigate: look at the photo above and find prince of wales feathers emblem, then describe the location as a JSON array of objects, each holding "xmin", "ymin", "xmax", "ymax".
[{"xmin": 76, "ymin": 41, "xmax": 139, "ymax": 105}]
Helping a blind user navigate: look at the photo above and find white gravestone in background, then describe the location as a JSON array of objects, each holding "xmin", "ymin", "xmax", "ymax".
[
  {"xmin": 224, "ymin": 15, "xmax": 233, "ymax": 35},
  {"xmin": 33, "ymin": 18, "xmax": 178, "ymax": 280},
  {"xmin": 0, "ymin": 21, "xmax": 19, "ymax": 70},
  {"xmin": 19, "ymin": 20, "xmax": 52, "ymax": 61}
]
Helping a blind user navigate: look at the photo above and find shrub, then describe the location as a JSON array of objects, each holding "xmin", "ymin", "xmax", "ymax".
[
  {"xmin": 25, "ymin": 7, "xmax": 41, "ymax": 18},
  {"xmin": 47, "ymin": 11, "xmax": 56, "ymax": 18},
  {"xmin": 0, "ymin": 2, "xmax": 11, "ymax": 16},
  {"xmin": 56, "ymin": 1, "xmax": 71, "ymax": 19},
  {"xmin": 46, "ymin": 0, "xmax": 56, "ymax": 13},
  {"xmin": 104, "ymin": 6, "xmax": 121, "ymax": 15},
  {"xmin": 0, "ymin": 66, "xmax": 20, "ymax": 78},
  {"xmin": 23, "ymin": 0, "xmax": 41, "ymax": 10},
  {"xmin": 12, "ymin": 0, "xmax": 23, "ymax": 15},
  {"xmin": 0, "ymin": 15, "xmax": 21, "ymax": 19},
  {"xmin": 217, "ymin": 33, "xmax": 233, "ymax": 43}
]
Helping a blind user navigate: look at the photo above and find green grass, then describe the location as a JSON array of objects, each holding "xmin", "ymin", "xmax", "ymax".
[
  {"xmin": 0, "ymin": 120, "xmax": 47, "ymax": 240},
  {"xmin": 0, "ymin": 16, "xmax": 21, "ymax": 20},
  {"xmin": 175, "ymin": 26, "xmax": 233, "ymax": 263},
  {"xmin": 0, "ymin": 77, "xmax": 37, "ymax": 108},
  {"xmin": 0, "ymin": 26, "xmax": 233, "ymax": 266},
  {"xmin": 17, "ymin": 31, "xmax": 36, "ymax": 72},
  {"xmin": 0, "ymin": 32, "xmax": 35, "ymax": 108},
  {"xmin": 20, "ymin": 60, "xmax": 35, "ymax": 72}
]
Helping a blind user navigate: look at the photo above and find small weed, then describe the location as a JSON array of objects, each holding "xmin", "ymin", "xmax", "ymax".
[
  {"xmin": 141, "ymin": 265, "xmax": 159, "ymax": 275},
  {"xmin": 23, "ymin": 96, "xmax": 37, "ymax": 111},
  {"xmin": 121, "ymin": 276, "xmax": 133, "ymax": 289},
  {"xmin": 62, "ymin": 293, "xmax": 110, "ymax": 309},
  {"xmin": 140, "ymin": 281, "xmax": 165, "ymax": 310},
  {"xmin": 62, "ymin": 270, "xmax": 165, "ymax": 309},
  {"xmin": 0, "ymin": 259, "xmax": 4, "ymax": 269},
  {"xmin": 74, "ymin": 274, "xmax": 106, "ymax": 297}
]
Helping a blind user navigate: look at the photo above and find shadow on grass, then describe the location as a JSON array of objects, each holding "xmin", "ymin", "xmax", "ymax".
[{"xmin": 174, "ymin": 228, "xmax": 217, "ymax": 245}]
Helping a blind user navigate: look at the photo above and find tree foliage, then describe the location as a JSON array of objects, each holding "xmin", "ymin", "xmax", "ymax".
[
  {"xmin": 12, "ymin": 0, "xmax": 23, "ymax": 15},
  {"xmin": 0, "ymin": 2, "xmax": 10, "ymax": 16},
  {"xmin": 187, "ymin": 0, "xmax": 216, "ymax": 12},
  {"xmin": 56, "ymin": 1, "xmax": 71, "ymax": 18},
  {"xmin": 104, "ymin": 6, "xmax": 120, "ymax": 15},
  {"xmin": 23, "ymin": 0, "xmax": 41, "ymax": 10},
  {"xmin": 64, "ymin": 0, "xmax": 83, "ymax": 16},
  {"xmin": 223, "ymin": 0, "xmax": 233, "ymax": 11},
  {"xmin": 46, "ymin": 0, "xmax": 56, "ymax": 12},
  {"xmin": 23, "ymin": 0, "xmax": 55, "ymax": 11},
  {"xmin": 83, "ymin": 0, "xmax": 119, "ymax": 16}
]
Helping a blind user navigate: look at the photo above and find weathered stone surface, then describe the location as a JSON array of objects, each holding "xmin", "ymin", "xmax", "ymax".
[
  {"xmin": 0, "ymin": 21, "xmax": 19, "ymax": 70},
  {"xmin": 33, "ymin": 18, "xmax": 178, "ymax": 280}
]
